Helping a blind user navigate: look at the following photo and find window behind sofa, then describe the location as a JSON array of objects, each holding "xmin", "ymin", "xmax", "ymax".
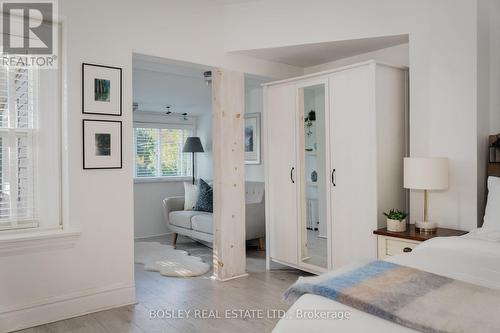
[{"xmin": 134, "ymin": 124, "xmax": 193, "ymax": 179}]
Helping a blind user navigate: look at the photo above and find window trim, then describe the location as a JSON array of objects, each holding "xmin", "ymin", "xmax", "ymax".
[
  {"xmin": 133, "ymin": 122, "xmax": 194, "ymax": 130},
  {"xmin": 0, "ymin": 21, "xmax": 77, "ymax": 246},
  {"xmin": 0, "ymin": 227, "xmax": 81, "ymax": 256},
  {"xmin": 0, "ymin": 65, "xmax": 38, "ymax": 230},
  {"xmin": 133, "ymin": 122, "xmax": 195, "ymax": 180},
  {"xmin": 133, "ymin": 176, "xmax": 192, "ymax": 184}
]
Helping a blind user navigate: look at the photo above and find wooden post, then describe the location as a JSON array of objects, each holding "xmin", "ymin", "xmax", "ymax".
[{"xmin": 212, "ymin": 68, "xmax": 247, "ymax": 281}]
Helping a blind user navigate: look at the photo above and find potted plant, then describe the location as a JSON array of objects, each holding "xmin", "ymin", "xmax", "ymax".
[{"xmin": 383, "ymin": 209, "xmax": 408, "ymax": 232}]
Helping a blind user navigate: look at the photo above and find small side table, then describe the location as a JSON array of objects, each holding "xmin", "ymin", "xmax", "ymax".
[{"xmin": 373, "ymin": 225, "xmax": 468, "ymax": 259}]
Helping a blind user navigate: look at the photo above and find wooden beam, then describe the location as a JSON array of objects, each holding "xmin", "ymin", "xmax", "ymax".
[{"xmin": 212, "ymin": 68, "xmax": 247, "ymax": 281}]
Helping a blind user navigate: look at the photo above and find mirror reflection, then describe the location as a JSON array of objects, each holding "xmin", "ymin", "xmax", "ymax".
[{"xmin": 299, "ymin": 84, "xmax": 328, "ymax": 268}]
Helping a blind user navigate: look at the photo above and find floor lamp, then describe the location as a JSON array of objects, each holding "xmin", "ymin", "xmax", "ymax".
[{"xmin": 182, "ymin": 137, "xmax": 204, "ymax": 185}]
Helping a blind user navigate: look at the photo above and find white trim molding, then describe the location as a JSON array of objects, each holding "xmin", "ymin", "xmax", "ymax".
[
  {"xmin": 133, "ymin": 176, "xmax": 191, "ymax": 184},
  {"xmin": 0, "ymin": 228, "xmax": 81, "ymax": 256},
  {"xmin": 0, "ymin": 283, "xmax": 135, "ymax": 332}
]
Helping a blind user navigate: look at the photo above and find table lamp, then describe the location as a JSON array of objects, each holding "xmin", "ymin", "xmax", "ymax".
[
  {"xmin": 404, "ymin": 157, "xmax": 448, "ymax": 232},
  {"xmin": 183, "ymin": 137, "xmax": 204, "ymax": 184}
]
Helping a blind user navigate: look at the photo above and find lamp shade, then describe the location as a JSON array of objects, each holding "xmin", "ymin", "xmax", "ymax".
[
  {"xmin": 182, "ymin": 137, "xmax": 204, "ymax": 153},
  {"xmin": 404, "ymin": 157, "xmax": 448, "ymax": 190}
]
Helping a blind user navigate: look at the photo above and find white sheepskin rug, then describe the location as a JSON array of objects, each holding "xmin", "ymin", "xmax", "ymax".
[{"xmin": 134, "ymin": 242, "xmax": 210, "ymax": 277}]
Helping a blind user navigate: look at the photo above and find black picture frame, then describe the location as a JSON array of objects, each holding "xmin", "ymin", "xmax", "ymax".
[
  {"xmin": 82, "ymin": 119, "xmax": 123, "ymax": 170},
  {"xmin": 82, "ymin": 63, "xmax": 122, "ymax": 116}
]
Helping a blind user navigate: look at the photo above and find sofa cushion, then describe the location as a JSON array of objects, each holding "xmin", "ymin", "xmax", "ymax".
[
  {"xmin": 245, "ymin": 181, "xmax": 265, "ymax": 204},
  {"xmin": 169, "ymin": 211, "xmax": 202, "ymax": 229},
  {"xmin": 191, "ymin": 213, "xmax": 213, "ymax": 234}
]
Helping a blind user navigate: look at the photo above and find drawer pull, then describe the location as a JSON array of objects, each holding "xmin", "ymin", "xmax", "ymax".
[{"xmin": 403, "ymin": 247, "xmax": 412, "ymax": 253}]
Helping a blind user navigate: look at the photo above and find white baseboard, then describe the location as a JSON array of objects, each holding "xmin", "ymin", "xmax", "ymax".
[
  {"xmin": 211, "ymin": 272, "xmax": 249, "ymax": 282},
  {"xmin": 0, "ymin": 284, "xmax": 136, "ymax": 332}
]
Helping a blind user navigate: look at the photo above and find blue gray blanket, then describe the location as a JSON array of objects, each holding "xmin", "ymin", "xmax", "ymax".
[{"xmin": 284, "ymin": 261, "xmax": 500, "ymax": 333}]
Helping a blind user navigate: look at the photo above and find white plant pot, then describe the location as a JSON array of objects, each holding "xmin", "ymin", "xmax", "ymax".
[{"xmin": 387, "ymin": 218, "xmax": 406, "ymax": 232}]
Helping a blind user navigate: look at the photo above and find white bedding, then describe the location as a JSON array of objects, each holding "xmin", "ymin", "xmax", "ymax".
[{"xmin": 272, "ymin": 231, "xmax": 500, "ymax": 333}]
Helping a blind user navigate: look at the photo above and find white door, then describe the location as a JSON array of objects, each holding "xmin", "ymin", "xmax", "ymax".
[
  {"xmin": 265, "ymin": 83, "xmax": 299, "ymax": 265},
  {"xmin": 329, "ymin": 65, "xmax": 377, "ymax": 268}
]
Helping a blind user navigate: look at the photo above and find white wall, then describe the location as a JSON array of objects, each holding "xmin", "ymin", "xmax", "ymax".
[
  {"xmin": 304, "ymin": 43, "xmax": 409, "ymax": 74},
  {"xmin": 245, "ymin": 78, "xmax": 266, "ymax": 181},
  {"xmin": 476, "ymin": 0, "xmax": 500, "ymax": 223},
  {"xmin": 224, "ymin": 0, "xmax": 481, "ymax": 230},
  {"xmin": 477, "ymin": 0, "xmax": 492, "ymax": 224},
  {"xmin": 0, "ymin": 0, "xmax": 301, "ymax": 331},
  {"xmin": 487, "ymin": 0, "xmax": 500, "ymax": 134},
  {"xmin": 134, "ymin": 180, "xmax": 184, "ymax": 238},
  {"xmin": 197, "ymin": 112, "xmax": 214, "ymax": 180}
]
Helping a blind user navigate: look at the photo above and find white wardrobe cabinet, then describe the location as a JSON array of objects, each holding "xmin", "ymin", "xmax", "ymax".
[
  {"xmin": 264, "ymin": 61, "xmax": 408, "ymax": 274},
  {"xmin": 265, "ymin": 82, "xmax": 299, "ymax": 266}
]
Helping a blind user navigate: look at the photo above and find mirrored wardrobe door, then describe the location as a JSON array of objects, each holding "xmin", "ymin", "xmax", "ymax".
[{"xmin": 298, "ymin": 82, "xmax": 329, "ymax": 270}]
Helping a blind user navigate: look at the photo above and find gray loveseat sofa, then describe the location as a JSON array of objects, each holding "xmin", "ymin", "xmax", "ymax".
[{"xmin": 162, "ymin": 181, "xmax": 265, "ymax": 248}]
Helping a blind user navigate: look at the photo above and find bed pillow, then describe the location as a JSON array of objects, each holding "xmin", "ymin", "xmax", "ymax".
[
  {"xmin": 194, "ymin": 179, "xmax": 213, "ymax": 213},
  {"xmin": 483, "ymin": 176, "xmax": 500, "ymax": 230},
  {"xmin": 474, "ymin": 229, "xmax": 500, "ymax": 241},
  {"xmin": 183, "ymin": 182, "xmax": 199, "ymax": 211}
]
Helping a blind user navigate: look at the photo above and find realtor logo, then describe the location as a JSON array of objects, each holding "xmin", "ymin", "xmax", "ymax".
[
  {"xmin": 2, "ymin": 2, "xmax": 53, "ymax": 54},
  {"xmin": 1, "ymin": 1, "xmax": 58, "ymax": 68}
]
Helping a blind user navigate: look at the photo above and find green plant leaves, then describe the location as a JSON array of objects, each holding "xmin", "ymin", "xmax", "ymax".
[{"xmin": 383, "ymin": 209, "xmax": 408, "ymax": 221}]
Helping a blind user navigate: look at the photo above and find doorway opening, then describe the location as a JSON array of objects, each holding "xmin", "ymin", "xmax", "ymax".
[{"xmin": 132, "ymin": 53, "xmax": 270, "ymax": 281}]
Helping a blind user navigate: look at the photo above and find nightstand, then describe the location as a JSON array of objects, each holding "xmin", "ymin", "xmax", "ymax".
[{"xmin": 373, "ymin": 225, "xmax": 468, "ymax": 259}]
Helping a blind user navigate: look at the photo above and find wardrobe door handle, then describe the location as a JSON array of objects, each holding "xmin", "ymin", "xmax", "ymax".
[
  {"xmin": 331, "ymin": 169, "xmax": 336, "ymax": 186},
  {"xmin": 290, "ymin": 167, "xmax": 295, "ymax": 183}
]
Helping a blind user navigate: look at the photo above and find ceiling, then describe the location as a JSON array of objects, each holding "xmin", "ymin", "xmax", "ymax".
[
  {"xmin": 132, "ymin": 54, "xmax": 210, "ymax": 115},
  {"xmin": 132, "ymin": 54, "xmax": 267, "ymax": 116},
  {"xmin": 235, "ymin": 35, "xmax": 409, "ymax": 68}
]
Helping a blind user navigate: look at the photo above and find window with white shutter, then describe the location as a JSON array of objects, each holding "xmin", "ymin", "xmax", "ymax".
[
  {"xmin": 134, "ymin": 124, "xmax": 193, "ymax": 179},
  {"xmin": 0, "ymin": 66, "xmax": 37, "ymax": 231}
]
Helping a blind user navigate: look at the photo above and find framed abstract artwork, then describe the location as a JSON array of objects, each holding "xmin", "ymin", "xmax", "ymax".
[
  {"xmin": 83, "ymin": 119, "xmax": 122, "ymax": 169},
  {"xmin": 244, "ymin": 112, "xmax": 261, "ymax": 165},
  {"xmin": 82, "ymin": 63, "xmax": 122, "ymax": 116}
]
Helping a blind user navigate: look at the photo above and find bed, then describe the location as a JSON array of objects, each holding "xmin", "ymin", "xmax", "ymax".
[
  {"xmin": 273, "ymin": 176, "xmax": 500, "ymax": 333},
  {"xmin": 273, "ymin": 232, "xmax": 500, "ymax": 333}
]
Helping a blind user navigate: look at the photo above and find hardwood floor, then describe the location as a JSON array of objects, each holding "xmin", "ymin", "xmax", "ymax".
[{"xmin": 17, "ymin": 235, "xmax": 307, "ymax": 333}]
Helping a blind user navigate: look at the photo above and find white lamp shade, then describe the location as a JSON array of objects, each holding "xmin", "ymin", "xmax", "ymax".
[{"xmin": 404, "ymin": 157, "xmax": 449, "ymax": 190}]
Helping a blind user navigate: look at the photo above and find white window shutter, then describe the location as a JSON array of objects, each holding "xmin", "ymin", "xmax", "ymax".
[
  {"xmin": 135, "ymin": 127, "xmax": 158, "ymax": 178},
  {"xmin": 134, "ymin": 126, "xmax": 193, "ymax": 178},
  {"xmin": 0, "ymin": 66, "xmax": 37, "ymax": 231}
]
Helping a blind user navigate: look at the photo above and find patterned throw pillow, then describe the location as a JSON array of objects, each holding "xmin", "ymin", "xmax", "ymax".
[
  {"xmin": 183, "ymin": 182, "xmax": 199, "ymax": 210},
  {"xmin": 194, "ymin": 179, "xmax": 213, "ymax": 213}
]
